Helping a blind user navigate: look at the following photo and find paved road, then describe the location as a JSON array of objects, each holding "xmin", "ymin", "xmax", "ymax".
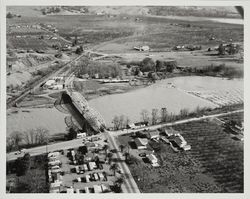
[
  {"xmin": 109, "ymin": 109, "xmax": 244, "ymax": 136},
  {"xmin": 7, "ymin": 109, "xmax": 242, "ymax": 161},
  {"xmin": 104, "ymin": 131, "xmax": 140, "ymax": 193}
]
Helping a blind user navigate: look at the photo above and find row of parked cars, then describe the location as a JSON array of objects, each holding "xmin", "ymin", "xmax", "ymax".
[{"xmin": 75, "ymin": 172, "xmax": 107, "ymax": 183}]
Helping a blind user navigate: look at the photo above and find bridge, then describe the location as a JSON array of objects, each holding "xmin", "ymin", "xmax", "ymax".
[{"xmin": 65, "ymin": 74, "xmax": 106, "ymax": 133}]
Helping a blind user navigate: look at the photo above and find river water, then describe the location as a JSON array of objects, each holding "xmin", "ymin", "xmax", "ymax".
[
  {"xmin": 89, "ymin": 76, "xmax": 243, "ymax": 127},
  {"xmin": 158, "ymin": 15, "xmax": 243, "ymax": 25}
]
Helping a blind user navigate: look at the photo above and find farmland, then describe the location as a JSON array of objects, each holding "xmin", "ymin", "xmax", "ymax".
[
  {"xmin": 8, "ymin": 37, "xmax": 49, "ymax": 50},
  {"xmin": 120, "ymin": 112, "xmax": 243, "ymax": 193}
]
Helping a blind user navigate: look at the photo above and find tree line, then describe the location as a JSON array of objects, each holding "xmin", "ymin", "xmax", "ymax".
[
  {"xmin": 7, "ymin": 127, "xmax": 49, "ymax": 152},
  {"xmin": 75, "ymin": 59, "xmax": 122, "ymax": 79},
  {"xmin": 111, "ymin": 106, "xmax": 212, "ymax": 130}
]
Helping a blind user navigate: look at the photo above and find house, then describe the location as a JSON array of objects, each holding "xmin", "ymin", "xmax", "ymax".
[
  {"xmin": 134, "ymin": 45, "xmax": 150, "ymax": 51},
  {"xmin": 182, "ymin": 145, "xmax": 191, "ymax": 151},
  {"xmin": 93, "ymin": 185, "xmax": 102, "ymax": 193},
  {"xmin": 128, "ymin": 121, "xmax": 148, "ymax": 129},
  {"xmin": 98, "ymin": 172, "xmax": 105, "ymax": 181},
  {"xmin": 134, "ymin": 138, "xmax": 148, "ymax": 149},
  {"xmin": 169, "ymin": 134, "xmax": 187, "ymax": 148},
  {"xmin": 44, "ymin": 79, "xmax": 56, "ymax": 87},
  {"xmin": 66, "ymin": 187, "xmax": 74, "ymax": 193},
  {"xmin": 48, "ymin": 159, "xmax": 61, "ymax": 167},
  {"xmin": 85, "ymin": 186, "xmax": 90, "ymax": 193},
  {"xmin": 48, "ymin": 152, "xmax": 60, "ymax": 158},
  {"xmin": 88, "ymin": 161, "xmax": 97, "ymax": 170},
  {"xmin": 85, "ymin": 175, "xmax": 90, "ymax": 183},
  {"xmin": 147, "ymin": 154, "xmax": 159, "ymax": 167},
  {"xmin": 101, "ymin": 184, "xmax": 110, "ymax": 192},
  {"xmin": 148, "ymin": 130, "xmax": 160, "ymax": 139},
  {"xmin": 77, "ymin": 132, "xmax": 86, "ymax": 139}
]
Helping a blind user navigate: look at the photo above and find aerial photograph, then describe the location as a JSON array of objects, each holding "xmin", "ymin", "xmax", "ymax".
[{"xmin": 5, "ymin": 6, "xmax": 243, "ymax": 193}]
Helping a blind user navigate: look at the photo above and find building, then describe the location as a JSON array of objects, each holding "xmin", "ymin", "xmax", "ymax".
[
  {"xmin": 134, "ymin": 45, "xmax": 150, "ymax": 51},
  {"xmin": 147, "ymin": 154, "xmax": 159, "ymax": 167},
  {"xmin": 169, "ymin": 134, "xmax": 187, "ymax": 148},
  {"xmin": 76, "ymin": 132, "xmax": 86, "ymax": 139},
  {"xmin": 148, "ymin": 130, "xmax": 160, "ymax": 139},
  {"xmin": 128, "ymin": 121, "xmax": 148, "ymax": 129},
  {"xmin": 93, "ymin": 185, "xmax": 102, "ymax": 193},
  {"xmin": 134, "ymin": 138, "xmax": 148, "ymax": 149},
  {"xmin": 66, "ymin": 187, "xmax": 74, "ymax": 193}
]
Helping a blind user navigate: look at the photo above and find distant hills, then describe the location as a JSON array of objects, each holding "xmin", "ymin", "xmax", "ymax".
[{"xmin": 7, "ymin": 6, "xmax": 241, "ymax": 18}]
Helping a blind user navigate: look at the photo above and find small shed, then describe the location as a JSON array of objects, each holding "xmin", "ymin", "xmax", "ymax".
[
  {"xmin": 147, "ymin": 154, "xmax": 158, "ymax": 164},
  {"xmin": 134, "ymin": 138, "xmax": 148, "ymax": 149},
  {"xmin": 148, "ymin": 130, "xmax": 160, "ymax": 139}
]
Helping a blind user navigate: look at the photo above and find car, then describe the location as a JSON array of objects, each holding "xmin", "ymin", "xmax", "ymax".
[
  {"xmin": 14, "ymin": 151, "xmax": 21, "ymax": 155},
  {"xmin": 169, "ymin": 141, "xmax": 180, "ymax": 152},
  {"xmin": 139, "ymin": 153, "xmax": 146, "ymax": 157},
  {"xmin": 110, "ymin": 149, "xmax": 118, "ymax": 153}
]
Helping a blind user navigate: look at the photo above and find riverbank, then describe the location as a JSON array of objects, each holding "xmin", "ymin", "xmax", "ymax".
[{"xmin": 88, "ymin": 76, "xmax": 243, "ymax": 128}]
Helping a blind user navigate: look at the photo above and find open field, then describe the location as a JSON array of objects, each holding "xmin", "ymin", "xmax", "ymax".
[
  {"xmin": 8, "ymin": 37, "xmax": 49, "ymax": 50},
  {"xmin": 7, "ymin": 107, "xmax": 68, "ymax": 137}
]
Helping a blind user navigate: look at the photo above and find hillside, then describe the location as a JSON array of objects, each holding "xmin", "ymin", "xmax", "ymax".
[{"xmin": 7, "ymin": 6, "xmax": 241, "ymax": 18}]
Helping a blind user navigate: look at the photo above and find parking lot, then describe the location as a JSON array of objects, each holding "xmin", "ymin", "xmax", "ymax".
[{"xmin": 48, "ymin": 134, "xmax": 121, "ymax": 193}]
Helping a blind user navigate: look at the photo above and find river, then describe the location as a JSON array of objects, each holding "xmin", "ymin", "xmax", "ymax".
[
  {"xmin": 89, "ymin": 76, "xmax": 243, "ymax": 127},
  {"xmin": 156, "ymin": 15, "xmax": 243, "ymax": 25}
]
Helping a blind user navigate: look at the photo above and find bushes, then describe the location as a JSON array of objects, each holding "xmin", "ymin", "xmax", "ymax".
[
  {"xmin": 140, "ymin": 57, "xmax": 156, "ymax": 72},
  {"xmin": 156, "ymin": 60, "xmax": 177, "ymax": 72},
  {"xmin": 15, "ymin": 153, "xmax": 31, "ymax": 176},
  {"xmin": 188, "ymin": 64, "xmax": 243, "ymax": 78}
]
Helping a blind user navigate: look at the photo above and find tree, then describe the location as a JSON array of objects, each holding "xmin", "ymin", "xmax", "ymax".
[
  {"xmin": 218, "ymin": 44, "xmax": 226, "ymax": 55},
  {"xmin": 110, "ymin": 163, "xmax": 119, "ymax": 176},
  {"xmin": 35, "ymin": 127, "xmax": 49, "ymax": 144},
  {"xmin": 103, "ymin": 144, "xmax": 109, "ymax": 156},
  {"xmin": 6, "ymin": 12, "xmax": 13, "ymax": 18},
  {"xmin": 140, "ymin": 109, "xmax": 150, "ymax": 123},
  {"xmin": 180, "ymin": 108, "xmax": 189, "ymax": 118},
  {"xmin": 118, "ymin": 115, "xmax": 125, "ymax": 129},
  {"xmin": 6, "ymin": 137, "xmax": 15, "ymax": 152},
  {"xmin": 107, "ymin": 152, "xmax": 113, "ymax": 164},
  {"xmin": 114, "ymin": 176, "xmax": 125, "ymax": 192},
  {"xmin": 161, "ymin": 107, "xmax": 168, "ymax": 123},
  {"xmin": 166, "ymin": 61, "xmax": 177, "ymax": 73},
  {"xmin": 140, "ymin": 57, "xmax": 155, "ymax": 72},
  {"xmin": 10, "ymin": 131, "xmax": 23, "ymax": 150},
  {"xmin": 67, "ymin": 128, "xmax": 77, "ymax": 140},
  {"xmin": 72, "ymin": 35, "xmax": 78, "ymax": 46},
  {"xmin": 75, "ymin": 46, "xmax": 83, "ymax": 55},
  {"xmin": 124, "ymin": 152, "xmax": 130, "ymax": 160},
  {"xmin": 112, "ymin": 116, "xmax": 120, "ymax": 130},
  {"xmin": 155, "ymin": 60, "xmax": 163, "ymax": 72},
  {"xmin": 151, "ymin": 108, "xmax": 159, "ymax": 125},
  {"xmin": 119, "ymin": 144, "xmax": 125, "ymax": 153},
  {"xmin": 15, "ymin": 153, "xmax": 31, "ymax": 176},
  {"xmin": 75, "ymin": 152, "xmax": 84, "ymax": 164}
]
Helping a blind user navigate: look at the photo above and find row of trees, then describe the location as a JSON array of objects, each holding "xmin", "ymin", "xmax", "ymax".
[
  {"xmin": 185, "ymin": 63, "xmax": 243, "ymax": 78},
  {"xmin": 7, "ymin": 127, "xmax": 49, "ymax": 152},
  {"xmin": 111, "ymin": 115, "xmax": 130, "ymax": 130},
  {"xmin": 75, "ymin": 59, "xmax": 122, "ymax": 79},
  {"xmin": 111, "ymin": 106, "xmax": 212, "ymax": 130},
  {"xmin": 138, "ymin": 57, "xmax": 177, "ymax": 73}
]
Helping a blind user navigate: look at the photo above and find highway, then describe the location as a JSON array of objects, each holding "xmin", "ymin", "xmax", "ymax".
[
  {"xmin": 7, "ymin": 109, "xmax": 243, "ymax": 161},
  {"xmin": 109, "ymin": 109, "xmax": 244, "ymax": 137},
  {"xmin": 104, "ymin": 130, "xmax": 141, "ymax": 193}
]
